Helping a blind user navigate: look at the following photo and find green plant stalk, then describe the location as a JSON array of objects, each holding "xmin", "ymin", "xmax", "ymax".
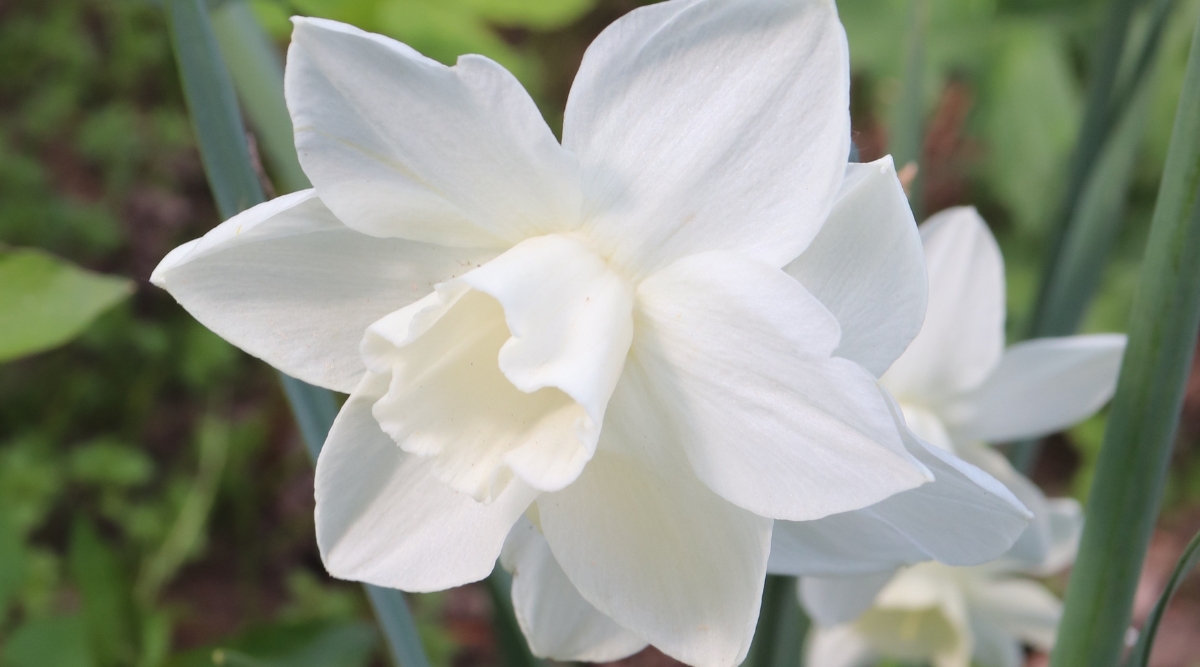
[
  {"xmin": 890, "ymin": 0, "xmax": 927, "ymax": 218},
  {"xmin": 1030, "ymin": 0, "xmax": 1141, "ymax": 338},
  {"xmin": 1050, "ymin": 12, "xmax": 1200, "ymax": 667},
  {"xmin": 485, "ymin": 567, "xmax": 542, "ymax": 667},
  {"xmin": 210, "ymin": 0, "xmax": 310, "ymax": 193},
  {"xmin": 1011, "ymin": 0, "xmax": 1174, "ymax": 472},
  {"xmin": 163, "ymin": 2, "xmax": 430, "ymax": 665},
  {"xmin": 747, "ymin": 575, "xmax": 809, "ymax": 667},
  {"xmin": 1008, "ymin": 71, "xmax": 1155, "ymax": 473},
  {"xmin": 135, "ymin": 417, "xmax": 229, "ymax": 605},
  {"xmin": 1125, "ymin": 527, "xmax": 1200, "ymax": 667}
]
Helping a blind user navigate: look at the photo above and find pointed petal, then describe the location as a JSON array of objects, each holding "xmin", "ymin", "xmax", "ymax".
[
  {"xmin": 953, "ymin": 442, "xmax": 1082, "ymax": 574},
  {"xmin": 769, "ymin": 395, "xmax": 1030, "ymax": 575},
  {"xmin": 800, "ymin": 571, "xmax": 895, "ymax": 627},
  {"xmin": 805, "ymin": 625, "xmax": 879, "ymax": 667},
  {"xmin": 636, "ymin": 251, "xmax": 929, "ymax": 521},
  {"xmin": 882, "ymin": 207, "xmax": 1006, "ymax": 403},
  {"xmin": 942, "ymin": 334, "xmax": 1126, "ymax": 442},
  {"xmin": 968, "ymin": 614, "xmax": 1024, "ymax": 667},
  {"xmin": 565, "ymin": 0, "xmax": 850, "ymax": 273},
  {"xmin": 501, "ymin": 518, "xmax": 648, "ymax": 662},
  {"xmin": 314, "ymin": 373, "xmax": 536, "ymax": 592},
  {"xmin": 151, "ymin": 189, "xmax": 495, "ymax": 393},
  {"xmin": 968, "ymin": 578, "xmax": 1062, "ymax": 651},
  {"xmin": 538, "ymin": 360, "xmax": 772, "ymax": 667},
  {"xmin": 786, "ymin": 157, "xmax": 927, "ymax": 377},
  {"xmin": 287, "ymin": 18, "xmax": 580, "ymax": 247}
]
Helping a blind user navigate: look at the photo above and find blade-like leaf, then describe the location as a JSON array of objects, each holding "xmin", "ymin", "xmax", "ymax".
[
  {"xmin": 747, "ymin": 575, "xmax": 809, "ymax": 667},
  {"xmin": 1050, "ymin": 12, "xmax": 1200, "ymax": 667},
  {"xmin": 162, "ymin": 3, "xmax": 431, "ymax": 666},
  {"xmin": 69, "ymin": 518, "xmax": 138, "ymax": 667},
  {"xmin": 1, "ymin": 614, "xmax": 95, "ymax": 667},
  {"xmin": 210, "ymin": 0, "xmax": 310, "ymax": 194},
  {"xmin": 0, "ymin": 248, "xmax": 132, "ymax": 363},
  {"xmin": 484, "ymin": 566, "xmax": 541, "ymax": 667},
  {"xmin": 1125, "ymin": 528, "xmax": 1200, "ymax": 667},
  {"xmin": 889, "ymin": 0, "xmax": 927, "ymax": 217}
]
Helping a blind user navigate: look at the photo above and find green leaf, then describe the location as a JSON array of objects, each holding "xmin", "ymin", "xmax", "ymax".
[
  {"xmin": 982, "ymin": 24, "xmax": 1080, "ymax": 236},
  {"xmin": 1, "ymin": 614, "xmax": 95, "ymax": 667},
  {"xmin": 170, "ymin": 620, "xmax": 378, "ymax": 667},
  {"xmin": 1124, "ymin": 528, "xmax": 1200, "ymax": 667},
  {"xmin": 164, "ymin": 0, "xmax": 265, "ymax": 220},
  {"xmin": 458, "ymin": 0, "xmax": 594, "ymax": 29},
  {"xmin": 210, "ymin": 0, "xmax": 310, "ymax": 194},
  {"xmin": 1050, "ymin": 12, "xmax": 1200, "ymax": 667},
  {"xmin": 747, "ymin": 575, "xmax": 809, "ymax": 667},
  {"xmin": 889, "ymin": 0, "xmax": 928, "ymax": 216},
  {"xmin": 0, "ymin": 513, "xmax": 26, "ymax": 615},
  {"xmin": 69, "ymin": 518, "xmax": 138, "ymax": 667},
  {"xmin": 484, "ymin": 566, "xmax": 539, "ymax": 667},
  {"xmin": 0, "ymin": 248, "xmax": 132, "ymax": 363}
]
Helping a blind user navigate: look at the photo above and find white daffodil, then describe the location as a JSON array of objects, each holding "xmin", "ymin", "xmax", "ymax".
[
  {"xmin": 791, "ymin": 206, "xmax": 1125, "ymax": 667},
  {"xmin": 151, "ymin": 2, "xmax": 1030, "ymax": 665},
  {"xmin": 768, "ymin": 207, "xmax": 1122, "ymax": 583},
  {"xmin": 801, "ymin": 483, "xmax": 1083, "ymax": 667}
]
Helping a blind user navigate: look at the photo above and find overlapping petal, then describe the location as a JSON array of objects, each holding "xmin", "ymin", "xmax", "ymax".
[
  {"xmin": 942, "ymin": 334, "xmax": 1127, "ymax": 443},
  {"xmin": 501, "ymin": 518, "xmax": 648, "ymax": 662},
  {"xmin": 287, "ymin": 18, "xmax": 581, "ymax": 247},
  {"xmin": 882, "ymin": 207, "xmax": 1006, "ymax": 404},
  {"xmin": 800, "ymin": 571, "xmax": 896, "ymax": 627},
  {"xmin": 786, "ymin": 157, "xmax": 927, "ymax": 377},
  {"xmin": 967, "ymin": 578, "xmax": 1062, "ymax": 651},
  {"xmin": 314, "ymin": 373, "xmax": 536, "ymax": 592},
  {"xmin": 636, "ymin": 251, "xmax": 930, "ymax": 521},
  {"xmin": 150, "ymin": 189, "xmax": 496, "ymax": 393},
  {"xmin": 769, "ymin": 396, "xmax": 1029, "ymax": 575},
  {"xmin": 806, "ymin": 625, "xmax": 877, "ymax": 667},
  {"xmin": 565, "ymin": 0, "xmax": 850, "ymax": 274},
  {"xmin": 538, "ymin": 360, "xmax": 771, "ymax": 667}
]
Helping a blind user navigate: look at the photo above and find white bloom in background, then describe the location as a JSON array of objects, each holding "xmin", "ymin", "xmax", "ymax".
[
  {"xmin": 151, "ymin": 2, "xmax": 1031, "ymax": 665},
  {"xmin": 804, "ymin": 546, "xmax": 1077, "ymax": 667},
  {"xmin": 793, "ymin": 207, "xmax": 1126, "ymax": 667}
]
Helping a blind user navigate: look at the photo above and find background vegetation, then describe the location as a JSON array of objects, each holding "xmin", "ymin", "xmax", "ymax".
[{"xmin": 1, "ymin": 0, "xmax": 1199, "ymax": 665}]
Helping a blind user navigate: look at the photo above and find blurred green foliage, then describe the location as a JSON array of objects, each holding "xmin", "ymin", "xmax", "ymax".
[{"xmin": 3, "ymin": 0, "xmax": 1200, "ymax": 664}]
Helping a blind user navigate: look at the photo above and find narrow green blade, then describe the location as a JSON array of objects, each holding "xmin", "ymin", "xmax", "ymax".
[
  {"xmin": 889, "ymin": 0, "xmax": 927, "ymax": 217},
  {"xmin": 1124, "ymin": 528, "xmax": 1200, "ymax": 667},
  {"xmin": 1049, "ymin": 12, "xmax": 1200, "ymax": 667},
  {"xmin": 485, "ymin": 567, "xmax": 541, "ymax": 667},
  {"xmin": 210, "ymin": 0, "xmax": 310, "ymax": 193},
  {"xmin": 162, "ymin": 3, "xmax": 430, "ymax": 666},
  {"xmin": 747, "ymin": 575, "xmax": 810, "ymax": 667}
]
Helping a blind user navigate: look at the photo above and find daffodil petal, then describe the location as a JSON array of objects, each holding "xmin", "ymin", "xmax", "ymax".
[
  {"xmin": 361, "ymin": 235, "xmax": 634, "ymax": 499},
  {"xmin": 786, "ymin": 156, "xmax": 927, "ymax": 378},
  {"xmin": 968, "ymin": 578, "xmax": 1062, "ymax": 652},
  {"xmin": 800, "ymin": 571, "xmax": 895, "ymax": 627},
  {"xmin": 769, "ymin": 395, "xmax": 1030, "ymax": 575},
  {"xmin": 636, "ymin": 251, "xmax": 929, "ymax": 521},
  {"xmin": 501, "ymin": 518, "xmax": 648, "ymax": 662},
  {"xmin": 363, "ymin": 291, "xmax": 591, "ymax": 500},
  {"xmin": 953, "ymin": 442, "xmax": 1082, "ymax": 574},
  {"xmin": 314, "ymin": 372, "xmax": 536, "ymax": 592},
  {"xmin": 882, "ymin": 207, "xmax": 1006, "ymax": 403},
  {"xmin": 150, "ymin": 189, "xmax": 495, "ymax": 393},
  {"xmin": 805, "ymin": 625, "xmax": 878, "ymax": 667},
  {"xmin": 565, "ymin": 0, "xmax": 850, "ymax": 274},
  {"xmin": 941, "ymin": 334, "xmax": 1126, "ymax": 442},
  {"xmin": 287, "ymin": 18, "xmax": 581, "ymax": 247},
  {"xmin": 968, "ymin": 616, "xmax": 1025, "ymax": 667},
  {"xmin": 538, "ymin": 360, "xmax": 771, "ymax": 667}
]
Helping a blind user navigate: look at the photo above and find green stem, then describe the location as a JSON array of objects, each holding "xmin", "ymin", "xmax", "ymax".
[
  {"xmin": 485, "ymin": 566, "xmax": 541, "ymax": 667},
  {"xmin": 747, "ymin": 575, "xmax": 810, "ymax": 667},
  {"xmin": 891, "ymin": 0, "xmax": 927, "ymax": 218},
  {"xmin": 162, "ymin": 2, "xmax": 431, "ymax": 665},
  {"xmin": 1050, "ymin": 12, "xmax": 1200, "ymax": 667}
]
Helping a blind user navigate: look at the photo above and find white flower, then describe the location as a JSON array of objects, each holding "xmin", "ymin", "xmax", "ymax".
[
  {"xmin": 151, "ymin": 3, "xmax": 1030, "ymax": 665},
  {"xmin": 792, "ymin": 206, "xmax": 1126, "ymax": 667},
  {"xmin": 803, "ymin": 550, "xmax": 1076, "ymax": 667}
]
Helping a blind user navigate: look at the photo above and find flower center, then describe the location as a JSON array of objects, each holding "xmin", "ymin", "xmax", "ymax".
[{"xmin": 360, "ymin": 234, "xmax": 635, "ymax": 502}]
